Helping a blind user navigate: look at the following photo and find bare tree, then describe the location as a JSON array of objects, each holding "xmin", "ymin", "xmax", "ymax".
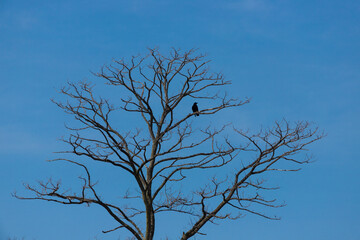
[{"xmin": 15, "ymin": 48, "xmax": 323, "ymax": 239}]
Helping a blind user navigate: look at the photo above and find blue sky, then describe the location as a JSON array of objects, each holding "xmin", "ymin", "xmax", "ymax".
[{"xmin": 0, "ymin": 0, "xmax": 359, "ymax": 239}]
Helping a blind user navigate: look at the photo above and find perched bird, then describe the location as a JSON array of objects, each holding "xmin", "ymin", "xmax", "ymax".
[{"xmin": 192, "ymin": 102, "xmax": 199, "ymax": 116}]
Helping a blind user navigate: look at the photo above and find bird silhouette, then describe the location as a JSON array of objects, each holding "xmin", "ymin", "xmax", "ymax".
[{"xmin": 192, "ymin": 102, "xmax": 199, "ymax": 116}]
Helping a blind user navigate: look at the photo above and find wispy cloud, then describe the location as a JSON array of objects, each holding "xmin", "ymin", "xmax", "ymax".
[
  {"xmin": 0, "ymin": 8, "xmax": 39, "ymax": 30},
  {"xmin": 224, "ymin": 0, "xmax": 271, "ymax": 12},
  {"xmin": 15, "ymin": 11, "xmax": 38, "ymax": 29},
  {"xmin": 0, "ymin": 125, "xmax": 54, "ymax": 156}
]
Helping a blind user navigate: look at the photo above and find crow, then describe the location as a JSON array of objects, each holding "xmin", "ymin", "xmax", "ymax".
[{"xmin": 192, "ymin": 102, "xmax": 199, "ymax": 116}]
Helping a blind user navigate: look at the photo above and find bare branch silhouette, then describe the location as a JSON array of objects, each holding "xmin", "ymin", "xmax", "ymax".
[{"xmin": 15, "ymin": 48, "xmax": 323, "ymax": 240}]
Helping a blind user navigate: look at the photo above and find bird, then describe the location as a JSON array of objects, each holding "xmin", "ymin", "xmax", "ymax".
[{"xmin": 192, "ymin": 102, "xmax": 199, "ymax": 116}]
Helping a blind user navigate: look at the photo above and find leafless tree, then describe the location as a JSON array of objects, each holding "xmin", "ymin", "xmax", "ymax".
[{"xmin": 15, "ymin": 48, "xmax": 323, "ymax": 240}]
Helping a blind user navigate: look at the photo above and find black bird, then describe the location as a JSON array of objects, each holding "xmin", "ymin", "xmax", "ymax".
[{"xmin": 192, "ymin": 102, "xmax": 199, "ymax": 116}]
